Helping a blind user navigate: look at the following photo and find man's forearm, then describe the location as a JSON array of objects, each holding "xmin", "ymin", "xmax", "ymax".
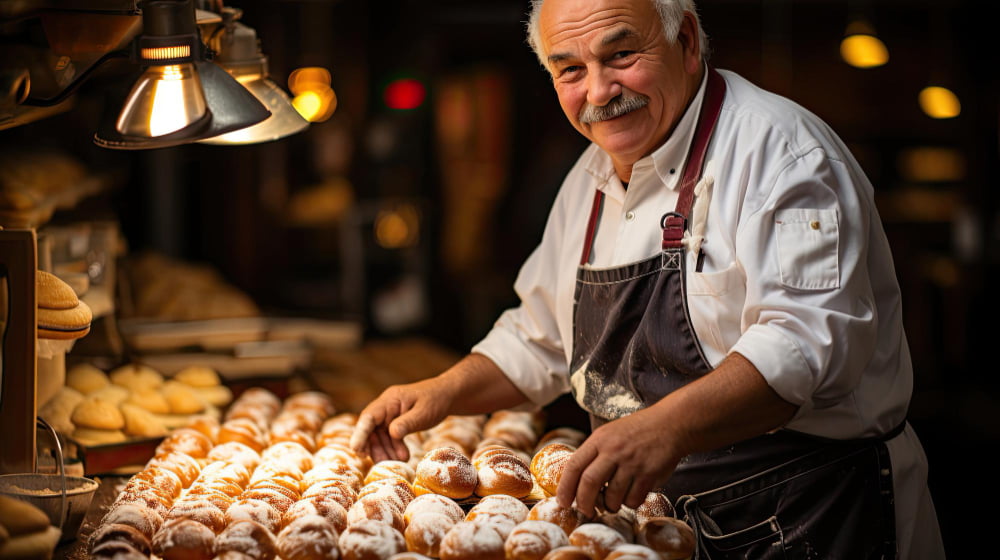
[{"xmin": 437, "ymin": 353, "xmax": 532, "ymax": 415}]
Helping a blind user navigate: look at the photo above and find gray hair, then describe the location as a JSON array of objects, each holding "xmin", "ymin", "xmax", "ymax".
[{"xmin": 525, "ymin": 0, "xmax": 710, "ymax": 70}]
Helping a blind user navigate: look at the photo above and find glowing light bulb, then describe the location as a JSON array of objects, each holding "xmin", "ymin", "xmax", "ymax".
[
  {"xmin": 919, "ymin": 86, "xmax": 961, "ymax": 119},
  {"xmin": 840, "ymin": 34, "xmax": 889, "ymax": 68}
]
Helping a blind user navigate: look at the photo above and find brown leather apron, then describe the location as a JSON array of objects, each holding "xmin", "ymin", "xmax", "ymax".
[{"xmin": 569, "ymin": 68, "xmax": 900, "ymax": 559}]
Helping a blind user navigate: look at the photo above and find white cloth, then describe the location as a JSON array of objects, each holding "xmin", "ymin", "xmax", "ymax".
[{"xmin": 472, "ymin": 69, "xmax": 944, "ymax": 559}]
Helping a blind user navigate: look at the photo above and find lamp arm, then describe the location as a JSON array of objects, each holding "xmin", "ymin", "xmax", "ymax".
[{"xmin": 21, "ymin": 48, "xmax": 132, "ymax": 107}]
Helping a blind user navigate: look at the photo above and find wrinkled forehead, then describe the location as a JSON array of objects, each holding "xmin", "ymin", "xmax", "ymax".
[{"xmin": 538, "ymin": 0, "xmax": 660, "ymax": 57}]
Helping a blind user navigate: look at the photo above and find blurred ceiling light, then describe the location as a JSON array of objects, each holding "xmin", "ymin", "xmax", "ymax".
[
  {"xmin": 840, "ymin": 20, "xmax": 888, "ymax": 68},
  {"xmin": 289, "ymin": 66, "xmax": 337, "ymax": 122},
  {"xmin": 918, "ymin": 86, "xmax": 961, "ymax": 119},
  {"xmin": 199, "ymin": 8, "xmax": 308, "ymax": 145},
  {"xmin": 93, "ymin": 0, "xmax": 270, "ymax": 149},
  {"xmin": 897, "ymin": 147, "xmax": 966, "ymax": 182},
  {"xmin": 375, "ymin": 204, "xmax": 420, "ymax": 249}
]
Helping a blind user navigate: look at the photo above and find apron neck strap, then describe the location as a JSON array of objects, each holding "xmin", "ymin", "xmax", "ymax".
[{"xmin": 662, "ymin": 67, "xmax": 727, "ymax": 250}]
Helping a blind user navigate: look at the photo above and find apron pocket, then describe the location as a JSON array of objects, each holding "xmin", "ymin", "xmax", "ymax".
[{"xmin": 701, "ymin": 513, "xmax": 784, "ymax": 557}]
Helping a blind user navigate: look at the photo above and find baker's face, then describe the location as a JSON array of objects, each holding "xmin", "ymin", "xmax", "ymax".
[{"xmin": 539, "ymin": 0, "xmax": 702, "ymax": 177}]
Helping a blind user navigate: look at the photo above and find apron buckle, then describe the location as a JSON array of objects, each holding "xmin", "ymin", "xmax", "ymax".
[{"xmin": 662, "ymin": 211, "xmax": 687, "ymax": 249}]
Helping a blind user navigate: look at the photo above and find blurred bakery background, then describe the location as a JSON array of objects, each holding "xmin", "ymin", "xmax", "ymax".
[{"xmin": 0, "ymin": 0, "xmax": 995, "ymax": 557}]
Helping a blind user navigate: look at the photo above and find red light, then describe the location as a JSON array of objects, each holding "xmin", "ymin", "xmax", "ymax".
[{"xmin": 383, "ymin": 78, "xmax": 426, "ymax": 110}]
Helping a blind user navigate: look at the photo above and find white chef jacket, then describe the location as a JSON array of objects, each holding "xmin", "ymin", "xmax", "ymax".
[{"xmin": 472, "ymin": 68, "xmax": 944, "ymax": 559}]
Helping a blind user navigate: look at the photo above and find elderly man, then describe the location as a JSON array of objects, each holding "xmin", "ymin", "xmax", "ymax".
[{"xmin": 351, "ymin": 0, "xmax": 945, "ymax": 557}]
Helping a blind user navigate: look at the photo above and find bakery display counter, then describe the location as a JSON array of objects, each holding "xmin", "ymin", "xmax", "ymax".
[{"xmin": 47, "ymin": 385, "xmax": 696, "ymax": 560}]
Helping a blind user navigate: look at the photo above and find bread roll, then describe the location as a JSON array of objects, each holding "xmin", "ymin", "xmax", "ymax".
[
  {"xmin": 173, "ymin": 365, "xmax": 221, "ymax": 388},
  {"xmin": 218, "ymin": 419, "xmax": 268, "ymax": 453},
  {"xmin": 152, "ymin": 518, "xmax": 215, "ymax": 560},
  {"xmin": 364, "ymin": 460, "xmax": 416, "ymax": 486},
  {"xmin": 346, "ymin": 495, "xmax": 406, "ymax": 532},
  {"xmin": 155, "ymin": 428, "xmax": 214, "ymax": 459},
  {"xmin": 130, "ymin": 466, "xmax": 184, "ymax": 499},
  {"xmin": 165, "ymin": 498, "xmax": 226, "ymax": 533},
  {"xmin": 120, "ymin": 403, "xmax": 167, "ymax": 438},
  {"xmin": 145, "ymin": 451, "xmax": 202, "ymax": 487},
  {"xmin": 604, "ymin": 544, "xmax": 663, "ymax": 560},
  {"xmin": 0, "ymin": 496, "xmax": 51, "ymax": 537},
  {"xmin": 281, "ymin": 494, "xmax": 348, "ymax": 533},
  {"xmin": 161, "ymin": 381, "xmax": 207, "ymax": 415},
  {"xmin": 261, "ymin": 441, "xmax": 314, "ymax": 473},
  {"xmin": 633, "ymin": 492, "xmax": 674, "ymax": 528},
  {"xmin": 225, "ymin": 499, "xmax": 282, "ymax": 534},
  {"xmin": 109, "ymin": 363, "xmax": 164, "ymax": 392},
  {"xmin": 527, "ymin": 497, "xmax": 588, "ymax": 536},
  {"xmin": 403, "ymin": 512, "xmax": 455, "ymax": 557},
  {"xmin": 635, "ymin": 516, "xmax": 695, "ymax": 560},
  {"xmin": 505, "ymin": 520, "xmax": 571, "ymax": 560},
  {"xmin": 124, "ymin": 389, "xmax": 171, "ymax": 415},
  {"xmin": 88, "ymin": 384, "xmax": 130, "ymax": 406},
  {"xmin": 465, "ymin": 494, "xmax": 529, "ymax": 525},
  {"xmin": 568, "ymin": 523, "xmax": 627, "ymax": 560},
  {"xmin": 529, "ymin": 443, "xmax": 574, "ymax": 497},
  {"xmin": 215, "ymin": 519, "xmax": 277, "ymax": 560},
  {"xmin": 276, "ymin": 514, "xmax": 339, "ymax": 560},
  {"xmin": 72, "ymin": 427, "xmax": 127, "ymax": 446},
  {"xmin": 36, "ymin": 300, "xmax": 92, "ymax": 339},
  {"xmin": 402, "ymin": 493, "xmax": 465, "ymax": 526},
  {"xmin": 438, "ymin": 520, "xmax": 506, "ymax": 560},
  {"xmin": 473, "ymin": 447, "xmax": 533, "ymax": 498},
  {"xmin": 414, "ymin": 447, "xmax": 478, "ymax": 499},
  {"xmin": 338, "ymin": 518, "xmax": 406, "ymax": 560},
  {"xmin": 541, "ymin": 546, "xmax": 592, "ymax": 560},
  {"xmin": 88, "ymin": 523, "xmax": 151, "ymax": 557},
  {"xmin": 185, "ymin": 414, "xmax": 221, "ymax": 443},
  {"xmin": 72, "ymin": 397, "xmax": 125, "ymax": 430},
  {"xmin": 66, "ymin": 364, "xmax": 110, "ymax": 395},
  {"xmin": 195, "ymin": 385, "xmax": 234, "ymax": 408},
  {"xmin": 208, "ymin": 441, "xmax": 261, "ymax": 471},
  {"xmin": 100, "ymin": 503, "xmax": 164, "ymax": 539}
]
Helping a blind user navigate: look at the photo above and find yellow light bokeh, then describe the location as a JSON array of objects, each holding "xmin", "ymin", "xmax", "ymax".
[
  {"xmin": 918, "ymin": 86, "xmax": 961, "ymax": 119},
  {"xmin": 287, "ymin": 66, "xmax": 337, "ymax": 123},
  {"xmin": 289, "ymin": 67, "xmax": 331, "ymax": 95},
  {"xmin": 375, "ymin": 205, "xmax": 420, "ymax": 249},
  {"xmin": 840, "ymin": 34, "xmax": 889, "ymax": 68},
  {"xmin": 292, "ymin": 91, "xmax": 322, "ymax": 121}
]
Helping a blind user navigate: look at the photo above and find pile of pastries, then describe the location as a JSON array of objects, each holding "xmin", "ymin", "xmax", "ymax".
[
  {"xmin": 87, "ymin": 388, "xmax": 695, "ymax": 560},
  {"xmin": 40, "ymin": 363, "xmax": 231, "ymax": 445}
]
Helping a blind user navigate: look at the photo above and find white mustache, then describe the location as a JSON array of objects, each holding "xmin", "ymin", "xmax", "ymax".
[{"xmin": 579, "ymin": 92, "xmax": 650, "ymax": 124}]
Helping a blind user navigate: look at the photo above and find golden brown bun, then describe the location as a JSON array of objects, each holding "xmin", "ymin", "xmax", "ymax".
[
  {"xmin": 109, "ymin": 363, "xmax": 165, "ymax": 392},
  {"xmin": 89, "ymin": 540, "xmax": 148, "ymax": 560},
  {"xmin": 276, "ymin": 514, "xmax": 339, "ymax": 560},
  {"xmin": 165, "ymin": 498, "xmax": 226, "ymax": 533},
  {"xmin": 155, "ymin": 428, "xmax": 214, "ymax": 459},
  {"xmin": 364, "ymin": 460, "xmax": 416, "ymax": 485},
  {"xmin": 439, "ymin": 519, "xmax": 507, "ymax": 560},
  {"xmin": 172, "ymin": 365, "xmax": 221, "ymax": 388},
  {"xmin": 465, "ymin": 494, "xmax": 529, "ymax": 525},
  {"xmin": 36, "ymin": 300, "xmax": 92, "ymax": 339},
  {"xmin": 39, "ymin": 386, "xmax": 85, "ymax": 434},
  {"xmin": 239, "ymin": 488, "xmax": 295, "ymax": 515},
  {"xmin": 402, "ymin": 493, "xmax": 465, "ymax": 526},
  {"xmin": 225, "ymin": 499, "xmax": 282, "ymax": 535},
  {"xmin": 281, "ymin": 494, "xmax": 347, "ymax": 533},
  {"xmin": 404, "ymin": 512, "xmax": 456, "ymax": 557},
  {"xmin": 0, "ymin": 525, "xmax": 61, "ymax": 560},
  {"xmin": 414, "ymin": 447, "xmax": 478, "ymax": 499},
  {"xmin": 529, "ymin": 443, "xmax": 574, "ymax": 497},
  {"xmin": 130, "ymin": 467, "xmax": 184, "ymax": 499},
  {"xmin": 207, "ymin": 441, "xmax": 261, "ymax": 471},
  {"xmin": 634, "ymin": 492, "xmax": 674, "ymax": 528},
  {"xmin": 161, "ymin": 381, "xmax": 207, "ymax": 415},
  {"xmin": 65, "ymin": 364, "xmax": 110, "ymax": 395},
  {"xmin": 505, "ymin": 520, "xmax": 571, "ymax": 560},
  {"xmin": 215, "ymin": 519, "xmax": 277, "ymax": 560},
  {"xmin": 527, "ymin": 497, "xmax": 588, "ymax": 536},
  {"xmin": 604, "ymin": 544, "xmax": 663, "ymax": 560},
  {"xmin": 71, "ymin": 396, "xmax": 125, "ymax": 431},
  {"xmin": 593, "ymin": 510, "xmax": 635, "ymax": 543},
  {"xmin": 346, "ymin": 496, "xmax": 406, "ymax": 533},
  {"xmin": 338, "ymin": 518, "xmax": 406, "ymax": 560},
  {"xmin": 145, "ymin": 451, "xmax": 202, "ymax": 488},
  {"xmin": 88, "ymin": 384, "xmax": 130, "ymax": 406},
  {"xmin": 123, "ymin": 389, "xmax": 171, "ymax": 415},
  {"xmin": 88, "ymin": 522, "xmax": 151, "ymax": 557},
  {"xmin": 0, "ymin": 496, "xmax": 51, "ymax": 537},
  {"xmin": 194, "ymin": 385, "xmax": 233, "ymax": 408},
  {"xmin": 120, "ymin": 403, "xmax": 168, "ymax": 438},
  {"xmin": 217, "ymin": 419, "xmax": 268, "ymax": 453},
  {"xmin": 635, "ymin": 516, "xmax": 695, "ymax": 560},
  {"xmin": 473, "ymin": 447, "xmax": 533, "ymax": 498},
  {"xmin": 72, "ymin": 427, "xmax": 127, "ymax": 446},
  {"xmin": 568, "ymin": 523, "xmax": 627, "ymax": 560},
  {"xmin": 152, "ymin": 518, "xmax": 216, "ymax": 560},
  {"xmin": 36, "ymin": 270, "xmax": 78, "ymax": 309},
  {"xmin": 541, "ymin": 546, "xmax": 593, "ymax": 560}
]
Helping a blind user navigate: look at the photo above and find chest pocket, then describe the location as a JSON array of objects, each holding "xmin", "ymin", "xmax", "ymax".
[{"xmin": 774, "ymin": 208, "xmax": 840, "ymax": 291}]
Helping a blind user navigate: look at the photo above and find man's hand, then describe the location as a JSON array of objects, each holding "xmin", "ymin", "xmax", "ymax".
[
  {"xmin": 349, "ymin": 377, "xmax": 454, "ymax": 463},
  {"xmin": 556, "ymin": 405, "xmax": 684, "ymax": 517}
]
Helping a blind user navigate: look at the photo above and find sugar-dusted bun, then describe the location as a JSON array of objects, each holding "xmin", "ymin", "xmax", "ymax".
[
  {"xmin": 196, "ymin": 460, "xmax": 252, "ymax": 489},
  {"xmin": 165, "ymin": 498, "xmax": 226, "ymax": 533},
  {"xmin": 364, "ymin": 460, "xmax": 416, "ymax": 485},
  {"xmin": 300, "ymin": 479, "xmax": 358, "ymax": 511},
  {"xmin": 208, "ymin": 441, "xmax": 261, "ymax": 471},
  {"xmin": 66, "ymin": 363, "xmax": 110, "ymax": 395},
  {"xmin": 604, "ymin": 544, "xmax": 663, "ymax": 560},
  {"xmin": 218, "ymin": 418, "xmax": 269, "ymax": 453},
  {"xmin": 356, "ymin": 476, "xmax": 415, "ymax": 510},
  {"xmin": 635, "ymin": 516, "xmax": 695, "ymax": 560},
  {"xmin": 281, "ymin": 494, "xmax": 348, "ymax": 533},
  {"xmin": 146, "ymin": 451, "xmax": 202, "ymax": 487},
  {"xmin": 90, "ymin": 540, "xmax": 148, "ymax": 560},
  {"xmin": 314, "ymin": 442, "xmax": 373, "ymax": 475},
  {"xmin": 225, "ymin": 498, "xmax": 283, "ymax": 534},
  {"xmin": 261, "ymin": 441, "xmax": 314, "ymax": 473},
  {"xmin": 109, "ymin": 363, "xmax": 164, "ymax": 392},
  {"xmin": 247, "ymin": 465, "xmax": 303, "ymax": 492},
  {"xmin": 88, "ymin": 522, "xmax": 152, "ymax": 557},
  {"xmin": 131, "ymin": 466, "xmax": 184, "ymax": 499},
  {"xmin": 152, "ymin": 517, "xmax": 216, "ymax": 560},
  {"xmin": 633, "ymin": 492, "xmax": 674, "ymax": 528},
  {"xmin": 338, "ymin": 518, "xmax": 406, "ymax": 560},
  {"xmin": 568, "ymin": 523, "xmax": 627, "ymax": 560},
  {"xmin": 268, "ymin": 424, "xmax": 317, "ymax": 453},
  {"xmin": 346, "ymin": 495, "xmax": 406, "ymax": 533},
  {"xmin": 438, "ymin": 519, "xmax": 507, "ymax": 560},
  {"xmin": 504, "ymin": 520, "xmax": 570, "ymax": 560},
  {"xmin": 529, "ymin": 443, "xmax": 574, "ymax": 496},
  {"xmin": 173, "ymin": 365, "xmax": 222, "ymax": 388},
  {"xmin": 528, "ymin": 497, "xmax": 588, "ymax": 536},
  {"xmin": 414, "ymin": 447, "xmax": 478, "ymax": 499},
  {"xmin": 473, "ymin": 446, "xmax": 533, "ymax": 498},
  {"xmin": 283, "ymin": 391, "xmax": 336, "ymax": 418},
  {"xmin": 240, "ymin": 486, "xmax": 296, "ymax": 514},
  {"xmin": 402, "ymin": 493, "xmax": 464, "ymax": 526},
  {"xmin": 388, "ymin": 554, "xmax": 434, "ymax": 560},
  {"xmin": 276, "ymin": 514, "xmax": 339, "ymax": 560},
  {"xmin": 185, "ymin": 414, "xmax": 221, "ymax": 443},
  {"xmin": 120, "ymin": 402, "xmax": 168, "ymax": 438},
  {"xmin": 536, "ymin": 428, "xmax": 587, "ymax": 451},
  {"xmin": 404, "ymin": 512, "xmax": 456, "ymax": 557},
  {"xmin": 161, "ymin": 380, "xmax": 207, "ymax": 415},
  {"xmin": 156, "ymin": 428, "xmax": 214, "ymax": 459},
  {"xmin": 124, "ymin": 388, "xmax": 171, "ymax": 415},
  {"xmin": 465, "ymin": 494, "xmax": 529, "ymax": 525},
  {"xmin": 72, "ymin": 396, "xmax": 125, "ymax": 430},
  {"xmin": 101, "ymin": 503, "xmax": 164, "ymax": 539},
  {"xmin": 593, "ymin": 510, "xmax": 635, "ymax": 543},
  {"xmin": 541, "ymin": 546, "xmax": 593, "ymax": 560},
  {"xmin": 215, "ymin": 519, "xmax": 277, "ymax": 560}
]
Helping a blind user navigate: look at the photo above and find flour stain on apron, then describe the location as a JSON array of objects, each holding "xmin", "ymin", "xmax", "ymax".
[{"xmin": 570, "ymin": 358, "xmax": 643, "ymax": 420}]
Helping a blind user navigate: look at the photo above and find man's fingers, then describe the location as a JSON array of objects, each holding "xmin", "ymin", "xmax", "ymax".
[
  {"xmin": 349, "ymin": 414, "xmax": 376, "ymax": 451},
  {"xmin": 573, "ymin": 457, "xmax": 617, "ymax": 517},
  {"xmin": 556, "ymin": 444, "xmax": 597, "ymax": 510},
  {"xmin": 602, "ymin": 469, "xmax": 634, "ymax": 513}
]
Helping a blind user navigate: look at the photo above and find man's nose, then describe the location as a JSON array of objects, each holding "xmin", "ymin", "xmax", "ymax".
[{"xmin": 586, "ymin": 67, "xmax": 622, "ymax": 108}]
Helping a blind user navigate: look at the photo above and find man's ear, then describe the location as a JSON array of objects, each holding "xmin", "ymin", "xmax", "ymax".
[{"xmin": 677, "ymin": 11, "xmax": 701, "ymax": 74}]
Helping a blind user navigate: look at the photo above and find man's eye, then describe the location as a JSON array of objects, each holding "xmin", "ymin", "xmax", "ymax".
[
  {"xmin": 613, "ymin": 51, "xmax": 635, "ymax": 60},
  {"xmin": 561, "ymin": 65, "xmax": 582, "ymax": 75}
]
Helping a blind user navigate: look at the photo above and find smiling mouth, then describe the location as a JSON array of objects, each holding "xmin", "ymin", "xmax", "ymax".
[{"xmin": 579, "ymin": 92, "xmax": 650, "ymax": 124}]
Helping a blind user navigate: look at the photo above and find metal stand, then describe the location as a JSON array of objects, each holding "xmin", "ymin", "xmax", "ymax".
[{"xmin": 0, "ymin": 228, "xmax": 38, "ymax": 474}]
